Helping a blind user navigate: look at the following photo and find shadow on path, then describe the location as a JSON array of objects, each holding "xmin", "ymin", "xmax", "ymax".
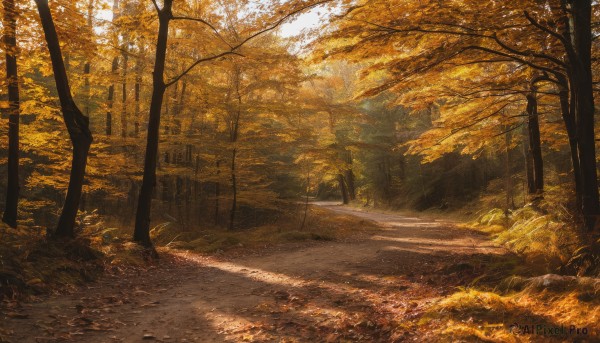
[{"xmin": 2, "ymin": 205, "xmax": 531, "ymax": 342}]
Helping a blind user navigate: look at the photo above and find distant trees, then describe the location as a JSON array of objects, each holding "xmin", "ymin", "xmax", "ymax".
[
  {"xmin": 0, "ymin": 0, "xmax": 333, "ymax": 246},
  {"xmin": 320, "ymin": 0, "xmax": 599, "ymax": 230},
  {"xmin": 306, "ymin": 62, "xmax": 361, "ymax": 204},
  {"xmin": 133, "ymin": 0, "xmax": 329, "ymax": 247},
  {"xmin": 7, "ymin": 0, "xmax": 598, "ymax": 260}
]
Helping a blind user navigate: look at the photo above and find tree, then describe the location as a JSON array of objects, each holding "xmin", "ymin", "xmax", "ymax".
[
  {"xmin": 34, "ymin": 0, "xmax": 93, "ymax": 237},
  {"xmin": 307, "ymin": 61, "xmax": 361, "ymax": 203},
  {"xmin": 568, "ymin": 1, "xmax": 598, "ymax": 231},
  {"xmin": 2, "ymin": 0, "xmax": 21, "ymax": 228},
  {"xmin": 132, "ymin": 0, "xmax": 173, "ymax": 247},
  {"xmin": 105, "ymin": 0, "xmax": 120, "ymax": 136},
  {"xmin": 133, "ymin": 0, "xmax": 330, "ymax": 247},
  {"xmin": 321, "ymin": 0, "xmax": 599, "ymax": 230}
]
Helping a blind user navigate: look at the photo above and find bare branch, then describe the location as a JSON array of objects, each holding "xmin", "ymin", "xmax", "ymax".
[
  {"xmin": 491, "ymin": 123, "xmax": 523, "ymax": 138},
  {"xmin": 171, "ymin": 15, "xmax": 233, "ymax": 48},
  {"xmin": 167, "ymin": 0, "xmax": 332, "ymax": 86},
  {"xmin": 460, "ymin": 45, "xmax": 562, "ymax": 80},
  {"xmin": 358, "ymin": 19, "xmax": 488, "ymax": 38},
  {"xmin": 231, "ymin": 0, "xmax": 332, "ymax": 49},
  {"xmin": 357, "ymin": 19, "xmax": 566, "ymax": 69},
  {"xmin": 165, "ymin": 51, "xmax": 244, "ymax": 87},
  {"xmin": 523, "ymin": 11, "xmax": 568, "ymax": 47},
  {"xmin": 491, "ymin": 33, "xmax": 566, "ymax": 68}
]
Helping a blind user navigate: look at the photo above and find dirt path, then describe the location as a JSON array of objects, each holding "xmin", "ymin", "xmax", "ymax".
[{"xmin": 2, "ymin": 204, "xmax": 508, "ymax": 342}]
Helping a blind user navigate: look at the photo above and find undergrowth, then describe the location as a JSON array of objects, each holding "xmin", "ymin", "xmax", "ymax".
[
  {"xmin": 1, "ymin": 204, "xmax": 377, "ymax": 301},
  {"xmin": 419, "ymin": 275, "xmax": 600, "ymax": 341},
  {"xmin": 471, "ymin": 191, "xmax": 581, "ymax": 274},
  {"xmin": 0, "ymin": 224, "xmax": 102, "ymax": 301},
  {"xmin": 423, "ymin": 185, "xmax": 600, "ymax": 341},
  {"xmin": 0, "ymin": 210, "xmax": 151, "ymax": 302},
  {"xmin": 150, "ymin": 204, "xmax": 378, "ymax": 253}
]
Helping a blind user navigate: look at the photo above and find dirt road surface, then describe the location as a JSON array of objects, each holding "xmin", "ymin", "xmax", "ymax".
[{"xmin": 2, "ymin": 203, "xmax": 507, "ymax": 342}]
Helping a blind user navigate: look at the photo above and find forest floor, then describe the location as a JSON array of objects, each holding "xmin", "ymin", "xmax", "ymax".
[{"xmin": 1, "ymin": 203, "xmax": 598, "ymax": 342}]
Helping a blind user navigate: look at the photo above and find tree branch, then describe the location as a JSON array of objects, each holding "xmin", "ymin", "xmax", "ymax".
[
  {"xmin": 165, "ymin": 51, "xmax": 244, "ymax": 87},
  {"xmin": 491, "ymin": 33, "xmax": 566, "ymax": 68},
  {"xmin": 460, "ymin": 45, "xmax": 562, "ymax": 79},
  {"xmin": 151, "ymin": 0, "xmax": 160, "ymax": 13},
  {"xmin": 171, "ymin": 15, "xmax": 233, "ymax": 48},
  {"xmin": 166, "ymin": 0, "xmax": 332, "ymax": 86},
  {"xmin": 523, "ymin": 11, "xmax": 568, "ymax": 46}
]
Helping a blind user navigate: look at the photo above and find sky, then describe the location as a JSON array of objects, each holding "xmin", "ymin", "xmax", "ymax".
[
  {"xmin": 278, "ymin": 8, "xmax": 329, "ymax": 38},
  {"xmin": 95, "ymin": 1, "xmax": 333, "ymax": 39}
]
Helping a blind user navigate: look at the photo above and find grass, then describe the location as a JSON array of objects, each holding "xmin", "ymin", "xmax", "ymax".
[
  {"xmin": 414, "ymin": 188, "xmax": 600, "ymax": 341},
  {"xmin": 467, "ymin": 198, "xmax": 580, "ymax": 273},
  {"xmin": 418, "ymin": 277, "xmax": 600, "ymax": 342}
]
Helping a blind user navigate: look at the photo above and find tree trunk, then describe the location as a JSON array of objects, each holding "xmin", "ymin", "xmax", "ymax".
[
  {"xmin": 345, "ymin": 169, "xmax": 355, "ymax": 200},
  {"xmin": 571, "ymin": 1, "xmax": 599, "ymax": 231},
  {"xmin": 35, "ymin": 0, "xmax": 93, "ymax": 237},
  {"xmin": 163, "ymin": 82, "xmax": 171, "ymax": 135},
  {"xmin": 134, "ymin": 63, "xmax": 142, "ymax": 137},
  {"xmin": 300, "ymin": 165, "xmax": 310, "ymax": 231},
  {"xmin": 83, "ymin": 0, "xmax": 93, "ymax": 117},
  {"xmin": 106, "ymin": 62, "xmax": 115, "ymax": 136},
  {"xmin": 172, "ymin": 80, "xmax": 186, "ymax": 135},
  {"xmin": 229, "ymin": 148, "xmax": 237, "ymax": 230},
  {"xmin": 522, "ymin": 120, "xmax": 535, "ymax": 195},
  {"xmin": 121, "ymin": 50, "xmax": 128, "ymax": 138},
  {"xmin": 227, "ymin": 66, "xmax": 242, "ymax": 230},
  {"xmin": 133, "ymin": 0, "xmax": 172, "ymax": 247},
  {"xmin": 505, "ymin": 128, "xmax": 513, "ymax": 215},
  {"xmin": 557, "ymin": 76, "xmax": 583, "ymax": 207},
  {"xmin": 106, "ymin": 0, "xmax": 119, "ymax": 136},
  {"xmin": 338, "ymin": 174, "xmax": 349, "ymax": 204},
  {"xmin": 215, "ymin": 159, "xmax": 220, "ymax": 225},
  {"xmin": 2, "ymin": 0, "xmax": 20, "ymax": 228},
  {"xmin": 344, "ymin": 150, "xmax": 355, "ymax": 200},
  {"xmin": 526, "ymin": 90, "xmax": 543, "ymax": 194}
]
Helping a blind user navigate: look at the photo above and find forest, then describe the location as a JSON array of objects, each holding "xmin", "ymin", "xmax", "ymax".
[{"xmin": 1, "ymin": 0, "xmax": 600, "ymax": 342}]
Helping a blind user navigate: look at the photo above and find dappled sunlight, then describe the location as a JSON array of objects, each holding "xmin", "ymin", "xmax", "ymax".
[
  {"xmin": 4, "ymin": 0, "xmax": 600, "ymax": 341},
  {"xmin": 178, "ymin": 252, "xmax": 395, "ymax": 301},
  {"xmin": 172, "ymin": 252, "xmax": 427, "ymax": 342},
  {"xmin": 380, "ymin": 244, "xmax": 501, "ymax": 256},
  {"xmin": 376, "ymin": 221, "xmax": 443, "ymax": 228},
  {"xmin": 380, "ymin": 245, "xmax": 442, "ymax": 255},
  {"xmin": 5, "ymin": 202, "xmax": 580, "ymax": 342},
  {"xmin": 373, "ymin": 235, "xmax": 475, "ymax": 245},
  {"xmin": 179, "ymin": 253, "xmax": 307, "ymax": 287},
  {"xmin": 373, "ymin": 235, "xmax": 504, "ymax": 255},
  {"xmin": 200, "ymin": 306, "xmax": 259, "ymax": 341}
]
